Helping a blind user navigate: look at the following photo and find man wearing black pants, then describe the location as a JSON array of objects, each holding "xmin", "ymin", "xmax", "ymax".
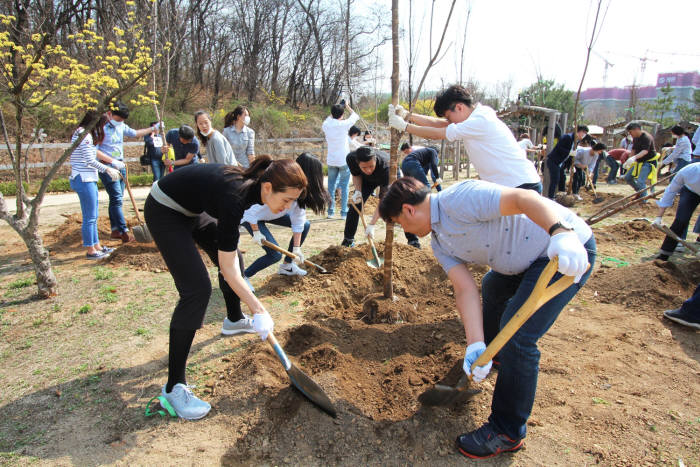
[
  {"xmin": 342, "ymin": 146, "xmax": 420, "ymax": 248},
  {"xmin": 545, "ymin": 125, "xmax": 589, "ymax": 199}
]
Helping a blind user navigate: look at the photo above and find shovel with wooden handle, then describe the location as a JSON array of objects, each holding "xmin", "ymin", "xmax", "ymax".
[
  {"xmin": 266, "ymin": 331, "xmax": 337, "ymax": 417},
  {"xmin": 260, "ymin": 239, "xmax": 329, "ymax": 273},
  {"xmin": 585, "ymin": 171, "xmax": 605, "ymax": 204},
  {"xmin": 649, "ymin": 222, "xmax": 700, "ymax": 255},
  {"xmin": 122, "ymin": 164, "xmax": 153, "ymax": 243},
  {"xmin": 350, "ymin": 200, "xmax": 383, "ymax": 268},
  {"xmin": 419, "ymin": 257, "xmax": 580, "ymax": 406}
]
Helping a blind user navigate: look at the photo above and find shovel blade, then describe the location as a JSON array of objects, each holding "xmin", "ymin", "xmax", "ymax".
[
  {"xmin": 593, "ymin": 197, "xmax": 605, "ymax": 204},
  {"xmin": 132, "ymin": 224, "xmax": 153, "ymax": 243},
  {"xmin": 367, "ymin": 258, "xmax": 383, "ymax": 268},
  {"xmin": 286, "ymin": 364, "xmax": 337, "ymax": 417}
]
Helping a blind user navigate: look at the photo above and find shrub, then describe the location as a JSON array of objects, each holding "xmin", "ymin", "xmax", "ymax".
[
  {"xmin": 47, "ymin": 178, "xmax": 71, "ymax": 192},
  {"xmin": 0, "ymin": 180, "xmax": 29, "ymax": 196}
]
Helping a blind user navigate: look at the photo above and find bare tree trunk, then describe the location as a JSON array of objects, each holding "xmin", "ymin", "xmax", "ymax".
[
  {"xmin": 568, "ymin": 0, "xmax": 607, "ymax": 193},
  {"xmin": 384, "ymin": 0, "xmax": 400, "ymax": 299}
]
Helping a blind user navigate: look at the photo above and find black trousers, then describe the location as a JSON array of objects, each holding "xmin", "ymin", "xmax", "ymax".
[
  {"xmin": 343, "ymin": 181, "xmax": 419, "ymax": 244},
  {"xmin": 660, "ymin": 186, "xmax": 700, "ymax": 257},
  {"xmin": 144, "ymin": 195, "xmax": 244, "ymax": 330}
]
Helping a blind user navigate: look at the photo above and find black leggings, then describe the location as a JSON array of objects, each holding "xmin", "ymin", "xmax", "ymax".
[{"xmin": 144, "ymin": 195, "xmax": 245, "ymax": 330}]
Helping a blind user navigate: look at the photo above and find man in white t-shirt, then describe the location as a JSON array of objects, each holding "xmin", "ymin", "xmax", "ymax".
[
  {"xmin": 322, "ymin": 101, "xmax": 360, "ymax": 219},
  {"xmin": 387, "ymin": 85, "xmax": 542, "ymax": 193}
]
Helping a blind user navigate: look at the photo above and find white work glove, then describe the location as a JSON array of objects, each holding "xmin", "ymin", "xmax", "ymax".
[
  {"xmin": 394, "ymin": 104, "xmax": 409, "ymax": 119},
  {"xmin": 547, "ymin": 231, "xmax": 589, "ymax": 283},
  {"xmin": 463, "ymin": 342, "xmax": 492, "ymax": 383},
  {"xmin": 252, "ymin": 230, "xmax": 266, "ymax": 246},
  {"xmin": 105, "ymin": 167, "xmax": 120, "ymax": 181},
  {"xmin": 434, "ymin": 177, "xmax": 443, "ymax": 186},
  {"xmin": 351, "ymin": 190, "xmax": 362, "ymax": 204},
  {"xmin": 365, "ymin": 224, "xmax": 375, "ymax": 239},
  {"xmin": 253, "ymin": 312, "xmax": 274, "ymax": 341},
  {"xmin": 622, "ymin": 156, "xmax": 636, "ymax": 170},
  {"xmin": 292, "ymin": 246, "xmax": 304, "ymax": 266},
  {"xmin": 652, "ymin": 217, "xmax": 662, "ymax": 226},
  {"xmin": 111, "ymin": 160, "xmax": 125, "ymax": 170},
  {"xmin": 388, "ymin": 113, "xmax": 408, "ymax": 132}
]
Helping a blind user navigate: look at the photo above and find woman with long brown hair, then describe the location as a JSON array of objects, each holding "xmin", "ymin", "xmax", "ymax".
[{"xmin": 144, "ymin": 156, "xmax": 307, "ymax": 419}]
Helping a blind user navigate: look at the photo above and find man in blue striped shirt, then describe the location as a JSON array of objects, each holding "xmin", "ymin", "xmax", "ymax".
[{"xmin": 96, "ymin": 102, "xmax": 158, "ymax": 242}]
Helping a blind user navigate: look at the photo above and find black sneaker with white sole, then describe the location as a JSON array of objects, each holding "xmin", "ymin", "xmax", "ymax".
[{"xmin": 663, "ymin": 308, "xmax": 700, "ymax": 330}]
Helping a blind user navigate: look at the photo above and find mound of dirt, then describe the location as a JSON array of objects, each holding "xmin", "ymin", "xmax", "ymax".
[
  {"xmin": 586, "ymin": 259, "xmax": 699, "ymax": 311},
  {"xmin": 214, "ymin": 243, "xmax": 487, "ymax": 451},
  {"xmin": 595, "ymin": 219, "xmax": 660, "ymax": 242},
  {"xmin": 46, "ymin": 214, "xmax": 141, "ymax": 251},
  {"xmin": 258, "ymin": 243, "xmax": 487, "ymax": 324},
  {"xmin": 104, "ymin": 243, "xmax": 169, "ymax": 272}
]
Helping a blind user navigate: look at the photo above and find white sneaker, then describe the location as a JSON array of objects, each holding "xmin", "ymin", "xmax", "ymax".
[
  {"xmin": 161, "ymin": 383, "xmax": 211, "ymax": 420},
  {"xmin": 574, "ymin": 194, "xmax": 583, "ymax": 201},
  {"xmin": 221, "ymin": 315, "xmax": 255, "ymax": 335},
  {"xmin": 278, "ymin": 262, "xmax": 307, "ymax": 276}
]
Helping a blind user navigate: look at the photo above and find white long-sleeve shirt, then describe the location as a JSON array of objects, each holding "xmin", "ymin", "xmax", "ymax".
[
  {"xmin": 575, "ymin": 147, "xmax": 599, "ymax": 172},
  {"xmin": 657, "ymin": 163, "xmax": 700, "ymax": 208},
  {"xmin": 241, "ymin": 201, "xmax": 307, "ymax": 232},
  {"xmin": 322, "ymin": 112, "xmax": 360, "ymax": 166},
  {"xmin": 70, "ymin": 129, "xmax": 111, "ymax": 182},
  {"xmin": 692, "ymin": 128, "xmax": 700, "ymax": 157},
  {"xmin": 662, "ymin": 135, "xmax": 692, "ymax": 165}
]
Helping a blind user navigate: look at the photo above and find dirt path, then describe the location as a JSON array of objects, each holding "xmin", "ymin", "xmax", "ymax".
[{"xmin": 0, "ymin": 177, "xmax": 699, "ymax": 466}]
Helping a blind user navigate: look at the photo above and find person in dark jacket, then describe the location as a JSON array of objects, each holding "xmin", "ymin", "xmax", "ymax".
[
  {"xmin": 545, "ymin": 125, "xmax": 589, "ymax": 199},
  {"xmin": 400, "ymin": 143, "xmax": 443, "ymax": 191}
]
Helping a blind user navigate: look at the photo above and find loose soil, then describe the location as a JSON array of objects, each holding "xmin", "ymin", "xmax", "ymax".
[{"xmin": 1, "ymin": 176, "xmax": 698, "ymax": 466}]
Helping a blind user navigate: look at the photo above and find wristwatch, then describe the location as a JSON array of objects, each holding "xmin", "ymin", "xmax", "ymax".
[{"xmin": 548, "ymin": 220, "xmax": 574, "ymax": 236}]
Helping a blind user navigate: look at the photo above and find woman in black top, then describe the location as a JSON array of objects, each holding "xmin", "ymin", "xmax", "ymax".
[{"xmin": 144, "ymin": 156, "xmax": 307, "ymax": 419}]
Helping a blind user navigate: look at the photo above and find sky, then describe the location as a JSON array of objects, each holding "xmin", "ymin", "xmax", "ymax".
[{"xmin": 363, "ymin": 0, "xmax": 700, "ymax": 97}]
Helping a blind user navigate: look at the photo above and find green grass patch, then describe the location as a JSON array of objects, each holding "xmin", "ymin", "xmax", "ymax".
[
  {"xmin": 99, "ymin": 285, "xmax": 118, "ymax": 303},
  {"xmin": 8, "ymin": 277, "xmax": 34, "ymax": 289},
  {"xmin": 592, "ymin": 397, "xmax": 609, "ymax": 405},
  {"xmin": 77, "ymin": 304, "xmax": 92, "ymax": 314},
  {"xmin": 135, "ymin": 327, "xmax": 150, "ymax": 337},
  {"xmin": 93, "ymin": 267, "xmax": 114, "ymax": 281}
]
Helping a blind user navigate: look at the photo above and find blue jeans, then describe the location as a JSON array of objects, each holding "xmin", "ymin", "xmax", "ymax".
[
  {"xmin": 659, "ymin": 186, "xmax": 699, "ymax": 256},
  {"xmin": 671, "ymin": 158, "xmax": 690, "ymax": 177},
  {"xmin": 151, "ymin": 158, "xmax": 165, "ymax": 181},
  {"xmin": 70, "ymin": 174, "xmax": 100, "ymax": 247},
  {"xmin": 327, "ymin": 165, "xmax": 351, "ymax": 216},
  {"xmin": 98, "ymin": 164, "xmax": 128, "ymax": 233},
  {"xmin": 242, "ymin": 215, "xmax": 311, "ymax": 277},
  {"xmin": 605, "ymin": 155, "xmax": 619, "ymax": 182},
  {"xmin": 481, "ymin": 236, "xmax": 596, "ymax": 440},
  {"xmin": 401, "ymin": 158, "xmax": 442, "ymax": 191},
  {"xmin": 624, "ymin": 162, "xmax": 654, "ymax": 198}
]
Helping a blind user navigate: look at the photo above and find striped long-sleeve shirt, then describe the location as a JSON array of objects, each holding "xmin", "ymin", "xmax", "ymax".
[{"xmin": 70, "ymin": 128, "xmax": 110, "ymax": 182}]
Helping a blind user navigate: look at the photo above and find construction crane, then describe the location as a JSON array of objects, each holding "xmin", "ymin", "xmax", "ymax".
[
  {"xmin": 592, "ymin": 50, "xmax": 614, "ymax": 86},
  {"xmin": 605, "ymin": 49, "xmax": 658, "ymax": 84}
]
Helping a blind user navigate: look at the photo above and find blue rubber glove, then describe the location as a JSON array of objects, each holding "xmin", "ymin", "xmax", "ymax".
[{"xmin": 463, "ymin": 341, "xmax": 492, "ymax": 383}]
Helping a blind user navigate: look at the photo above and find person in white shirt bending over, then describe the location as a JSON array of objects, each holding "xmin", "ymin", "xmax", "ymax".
[
  {"xmin": 241, "ymin": 152, "xmax": 330, "ymax": 278},
  {"xmin": 322, "ymin": 100, "xmax": 359, "ymax": 219},
  {"xmin": 388, "ymin": 85, "xmax": 542, "ymax": 194}
]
